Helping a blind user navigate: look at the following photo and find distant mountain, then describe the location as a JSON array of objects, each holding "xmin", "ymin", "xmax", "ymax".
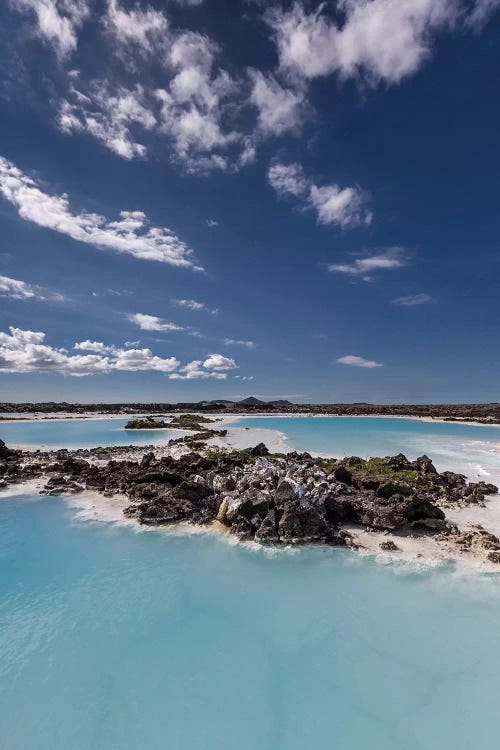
[{"xmin": 237, "ymin": 397, "xmax": 294, "ymax": 407}]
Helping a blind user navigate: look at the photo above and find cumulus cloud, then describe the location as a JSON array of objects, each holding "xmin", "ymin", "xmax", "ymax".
[
  {"xmin": 203, "ymin": 353, "xmax": 238, "ymax": 370},
  {"xmin": 9, "ymin": 0, "xmax": 90, "ymax": 60},
  {"xmin": 265, "ymin": 0, "xmax": 458, "ymax": 85},
  {"xmin": 0, "ymin": 326, "xmax": 242, "ymax": 377},
  {"xmin": 392, "ymin": 293, "xmax": 432, "ymax": 306},
  {"xmin": 126, "ymin": 313, "xmax": 185, "ymax": 332},
  {"xmin": 169, "ymin": 352, "xmax": 237, "ymax": 379},
  {"xmin": 173, "ymin": 298, "xmax": 218, "ymax": 314},
  {"xmin": 224, "ymin": 338, "xmax": 256, "ymax": 350},
  {"xmin": 74, "ymin": 340, "xmax": 118, "ymax": 354},
  {"xmin": 0, "ymin": 326, "xmax": 179, "ymax": 375},
  {"xmin": 268, "ymin": 161, "xmax": 371, "ymax": 228},
  {"xmin": 337, "ymin": 354, "xmax": 383, "ymax": 368},
  {"xmin": 0, "ymin": 156, "xmax": 201, "ymax": 269},
  {"xmin": 328, "ymin": 248, "xmax": 407, "ymax": 280}
]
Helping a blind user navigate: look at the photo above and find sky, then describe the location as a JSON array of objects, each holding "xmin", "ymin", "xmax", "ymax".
[{"xmin": 0, "ymin": 0, "xmax": 499, "ymax": 404}]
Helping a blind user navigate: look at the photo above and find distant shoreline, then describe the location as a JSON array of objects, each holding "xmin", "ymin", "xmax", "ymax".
[{"xmin": 1, "ymin": 411, "xmax": 499, "ymax": 429}]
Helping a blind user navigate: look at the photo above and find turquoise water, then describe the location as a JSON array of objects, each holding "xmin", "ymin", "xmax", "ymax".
[
  {"xmin": 1, "ymin": 417, "xmax": 500, "ymax": 748},
  {"xmin": 232, "ymin": 416, "xmax": 500, "ymax": 485},
  {"xmin": 0, "ymin": 417, "xmax": 181, "ymax": 448},
  {"xmin": 1, "ymin": 492, "xmax": 500, "ymax": 750}
]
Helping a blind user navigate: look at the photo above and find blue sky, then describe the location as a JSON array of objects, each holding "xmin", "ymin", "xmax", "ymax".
[{"xmin": 0, "ymin": 0, "xmax": 499, "ymax": 404}]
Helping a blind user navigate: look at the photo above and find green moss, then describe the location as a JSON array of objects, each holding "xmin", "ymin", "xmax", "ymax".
[
  {"xmin": 361, "ymin": 459, "xmax": 420, "ymax": 484},
  {"xmin": 204, "ymin": 447, "xmax": 226, "ymax": 461}
]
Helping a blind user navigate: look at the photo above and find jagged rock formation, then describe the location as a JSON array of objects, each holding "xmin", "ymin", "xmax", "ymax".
[{"xmin": 1, "ymin": 440, "xmax": 498, "ymax": 561}]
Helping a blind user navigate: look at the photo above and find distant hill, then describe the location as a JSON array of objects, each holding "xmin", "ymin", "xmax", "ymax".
[{"xmin": 237, "ymin": 397, "xmax": 294, "ymax": 407}]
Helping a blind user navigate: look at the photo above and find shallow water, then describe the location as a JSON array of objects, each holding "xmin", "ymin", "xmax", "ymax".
[
  {"xmin": 1, "ymin": 492, "xmax": 500, "ymax": 750},
  {"xmin": 1, "ymin": 416, "xmax": 500, "ymax": 749},
  {"xmin": 0, "ymin": 417, "xmax": 181, "ymax": 449},
  {"xmin": 231, "ymin": 416, "xmax": 500, "ymax": 486}
]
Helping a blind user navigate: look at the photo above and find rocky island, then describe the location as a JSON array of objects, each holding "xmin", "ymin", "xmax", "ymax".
[{"xmin": 1, "ymin": 436, "xmax": 498, "ymax": 565}]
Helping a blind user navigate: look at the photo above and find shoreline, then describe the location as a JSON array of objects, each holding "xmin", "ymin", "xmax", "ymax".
[
  {"xmin": 1, "ymin": 411, "xmax": 499, "ymax": 429},
  {"xmin": 4, "ymin": 477, "xmax": 500, "ymax": 575},
  {"xmin": 2, "ymin": 435, "xmax": 500, "ymax": 572}
]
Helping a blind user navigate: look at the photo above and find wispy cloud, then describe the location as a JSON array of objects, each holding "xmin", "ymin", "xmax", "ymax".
[
  {"xmin": 337, "ymin": 355, "xmax": 383, "ymax": 368},
  {"xmin": 173, "ymin": 298, "xmax": 218, "ymax": 314},
  {"xmin": 206, "ymin": 219, "xmax": 219, "ymax": 227},
  {"xmin": 328, "ymin": 248, "xmax": 407, "ymax": 281},
  {"xmin": 10, "ymin": 0, "xmax": 90, "ymax": 61},
  {"xmin": 0, "ymin": 156, "xmax": 202, "ymax": 269},
  {"xmin": 248, "ymin": 69, "xmax": 307, "ymax": 137},
  {"xmin": 268, "ymin": 161, "xmax": 371, "ymax": 228},
  {"xmin": 0, "ymin": 274, "xmax": 65, "ymax": 302},
  {"xmin": 392, "ymin": 293, "xmax": 432, "ymax": 306},
  {"xmin": 224, "ymin": 338, "xmax": 256, "ymax": 350}
]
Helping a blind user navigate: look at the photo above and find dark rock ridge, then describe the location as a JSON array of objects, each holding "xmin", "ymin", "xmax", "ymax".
[
  {"xmin": 1, "ymin": 441, "xmax": 498, "ymax": 557},
  {"xmin": 1, "ymin": 401, "xmax": 499, "ymax": 424}
]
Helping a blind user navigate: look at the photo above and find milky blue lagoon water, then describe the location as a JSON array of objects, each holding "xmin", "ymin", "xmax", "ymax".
[
  {"xmin": 231, "ymin": 416, "xmax": 500, "ymax": 486},
  {"xmin": 0, "ymin": 417, "xmax": 181, "ymax": 449},
  {"xmin": 2, "ymin": 416, "xmax": 500, "ymax": 749}
]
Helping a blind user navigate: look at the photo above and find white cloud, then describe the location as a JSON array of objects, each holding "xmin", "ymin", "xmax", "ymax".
[
  {"xmin": 392, "ymin": 293, "xmax": 432, "ymax": 306},
  {"xmin": 168, "ymin": 352, "xmax": 237, "ymax": 380},
  {"xmin": 154, "ymin": 29, "xmax": 242, "ymax": 173},
  {"xmin": 74, "ymin": 340, "xmax": 118, "ymax": 354},
  {"xmin": 58, "ymin": 10, "xmax": 247, "ymax": 173},
  {"xmin": 203, "ymin": 353, "xmax": 238, "ymax": 370},
  {"xmin": 0, "ymin": 274, "xmax": 65, "ymax": 302},
  {"xmin": 10, "ymin": 0, "xmax": 90, "ymax": 60},
  {"xmin": 265, "ymin": 0, "xmax": 458, "ymax": 85},
  {"xmin": 59, "ymin": 83, "xmax": 155, "ymax": 160},
  {"xmin": 224, "ymin": 338, "xmax": 256, "ymax": 350},
  {"xmin": 113, "ymin": 347, "xmax": 179, "ymax": 373},
  {"xmin": 126, "ymin": 313, "xmax": 185, "ymax": 332},
  {"xmin": 206, "ymin": 219, "xmax": 219, "ymax": 227},
  {"xmin": 0, "ymin": 156, "xmax": 201, "ymax": 269},
  {"xmin": 309, "ymin": 183, "xmax": 371, "ymax": 228},
  {"xmin": 0, "ymin": 326, "xmax": 245, "ymax": 376},
  {"xmin": 169, "ymin": 359, "xmax": 227, "ymax": 380},
  {"xmin": 248, "ymin": 69, "xmax": 307, "ymax": 136},
  {"xmin": 0, "ymin": 275, "xmax": 37, "ymax": 300},
  {"xmin": 466, "ymin": 0, "xmax": 500, "ymax": 28},
  {"xmin": 268, "ymin": 161, "xmax": 371, "ymax": 228},
  {"xmin": 337, "ymin": 354, "xmax": 383, "ymax": 368},
  {"xmin": 268, "ymin": 162, "xmax": 309, "ymax": 198},
  {"xmin": 328, "ymin": 249, "xmax": 407, "ymax": 280},
  {"xmin": 104, "ymin": 0, "xmax": 168, "ymax": 53},
  {"xmin": 173, "ymin": 298, "xmax": 218, "ymax": 314}
]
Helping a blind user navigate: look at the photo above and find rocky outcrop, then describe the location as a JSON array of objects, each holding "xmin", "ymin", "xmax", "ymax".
[
  {"xmin": 0, "ymin": 442, "xmax": 498, "ymax": 558},
  {"xmin": 125, "ymin": 417, "xmax": 170, "ymax": 429}
]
